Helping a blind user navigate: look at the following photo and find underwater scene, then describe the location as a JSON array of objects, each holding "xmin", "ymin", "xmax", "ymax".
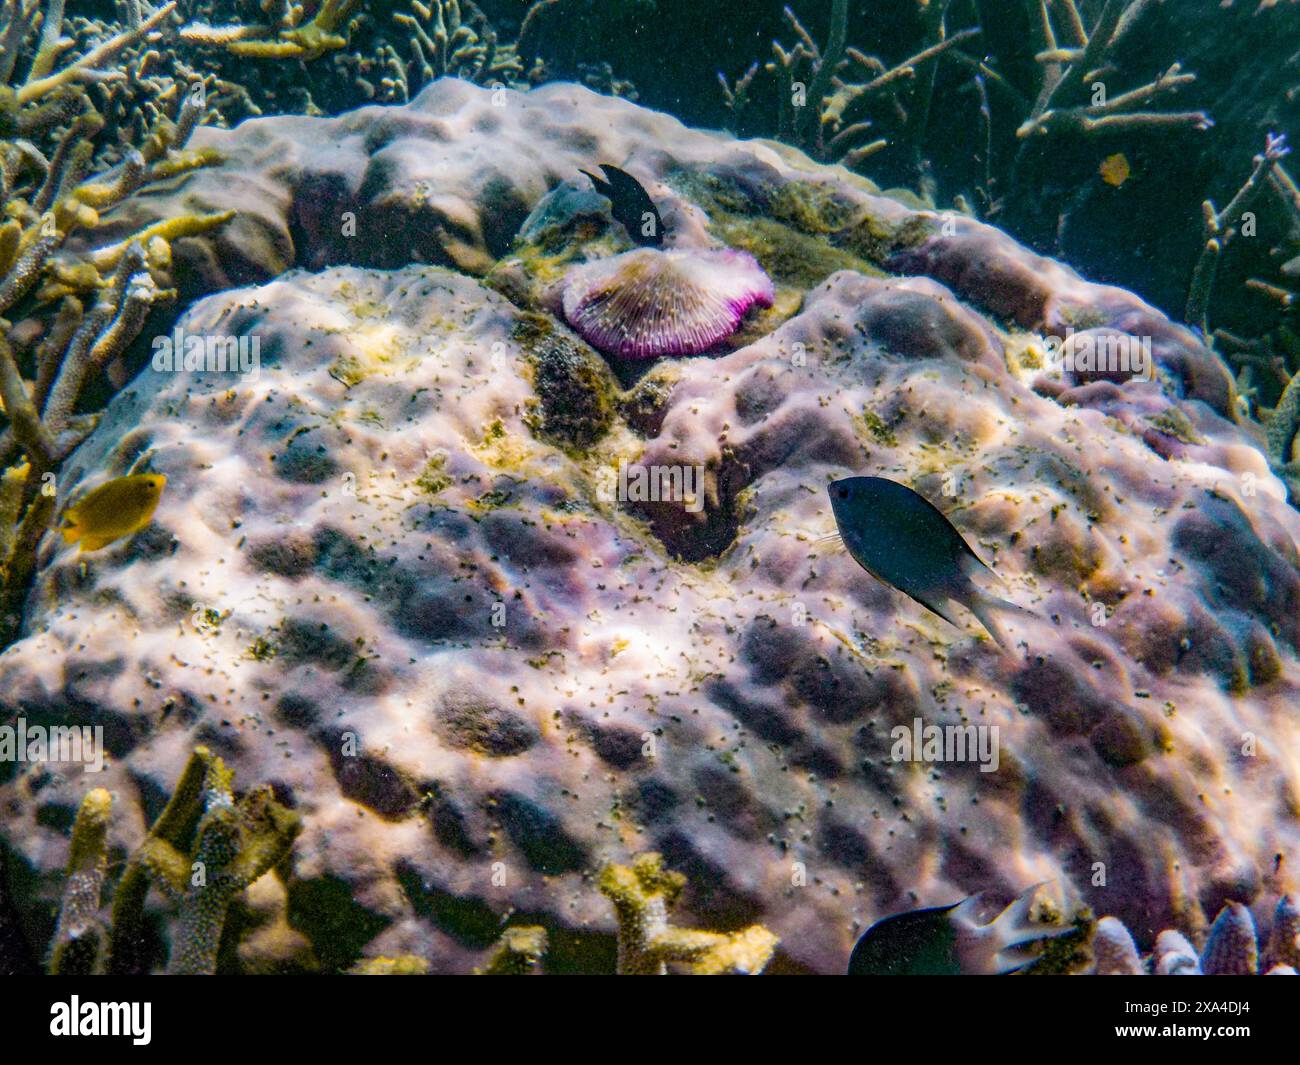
[{"xmin": 0, "ymin": 0, "xmax": 1298, "ymax": 995}]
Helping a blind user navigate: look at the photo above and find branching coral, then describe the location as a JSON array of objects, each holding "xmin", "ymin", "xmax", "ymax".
[
  {"xmin": 474, "ymin": 925, "xmax": 548, "ymax": 975},
  {"xmin": 724, "ymin": 0, "xmax": 1210, "ymax": 201},
  {"xmin": 597, "ymin": 852, "xmax": 778, "ymax": 975},
  {"xmin": 181, "ymin": 0, "xmax": 362, "ymax": 61},
  {"xmin": 45, "ymin": 748, "xmax": 300, "ymax": 975},
  {"xmin": 390, "ymin": 0, "xmax": 529, "ymax": 92},
  {"xmin": 1012, "ymin": 1, "xmax": 1211, "ymax": 143},
  {"xmin": 1201, "ymin": 139, "xmax": 1300, "ymax": 494},
  {"xmin": 2, "ymin": 0, "xmax": 177, "ymax": 117},
  {"xmin": 101, "ymin": 746, "xmax": 301, "ymax": 975},
  {"xmin": 47, "ymin": 787, "xmax": 112, "ymax": 975},
  {"xmin": 1187, "ymin": 133, "xmax": 1290, "ymax": 334},
  {"xmin": 0, "ymin": 4, "xmax": 234, "ymax": 646},
  {"xmin": 723, "ymin": 0, "xmax": 970, "ymax": 169}
]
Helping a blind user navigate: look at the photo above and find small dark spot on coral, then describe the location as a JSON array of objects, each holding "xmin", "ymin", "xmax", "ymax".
[{"xmin": 434, "ymin": 689, "xmax": 538, "ymax": 756}]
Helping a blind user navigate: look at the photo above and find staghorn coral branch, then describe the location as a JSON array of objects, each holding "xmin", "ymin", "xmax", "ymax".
[
  {"xmin": 27, "ymin": 0, "xmax": 68, "ymax": 82},
  {"xmin": 824, "ymin": 27, "xmax": 980, "ymax": 128},
  {"xmin": 796, "ymin": 0, "xmax": 847, "ymax": 146},
  {"xmin": 0, "ymin": 484, "xmax": 52, "ymax": 639},
  {"xmin": 79, "ymin": 207, "xmax": 234, "ymax": 274},
  {"xmin": 0, "ymin": 331, "xmax": 53, "ymax": 464},
  {"xmin": 48, "ymin": 788, "xmax": 112, "ymax": 975},
  {"xmin": 1187, "ymin": 134, "xmax": 1291, "ymax": 333},
  {"xmin": 1266, "ymin": 367, "xmax": 1300, "ymax": 465},
  {"xmin": 40, "ymin": 241, "xmax": 149, "ymax": 439},
  {"xmin": 183, "ymin": 0, "xmax": 362, "ymax": 62},
  {"xmin": 18, "ymin": 1, "xmax": 176, "ymax": 105},
  {"xmin": 0, "ymin": 0, "xmax": 38, "ymax": 86},
  {"xmin": 598, "ymin": 853, "xmax": 777, "ymax": 975},
  {"xmin": 32, "ymin": 111, "xmax": 102, "ymax": 213},
  {"xmin": 0, "ymin": 221, "xmax": 59, "ymax": 314},
  {"xmin": 474, "ymin": 926, "xmax": 548, "ymax": 974},
  {"xmin": 31, "ymin": 292, "xmax": 80, "ymax": 407},
  {"xmin": 0, "ymin": 458, "xmax": 27, "ymax": 564},
  {"xmin": 108, "ymin": 746, "xmax": 300, "ymax": 975}
]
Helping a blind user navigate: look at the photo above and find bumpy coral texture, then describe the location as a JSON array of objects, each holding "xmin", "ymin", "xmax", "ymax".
[{"xmin": 0, "ymin": 81, "xmax": 1297, "ymax": 974}]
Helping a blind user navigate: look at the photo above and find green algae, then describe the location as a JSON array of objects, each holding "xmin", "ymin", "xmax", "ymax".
[
  {"xmin": 1023, "ymin": 907, "xmax": 1095, "ymax": 976},
  {"xmin": 415, "ymin": 451, "xmax": 452, "ymax": 496},
  {"xmin": 765, "ymin": 181, "xmax": 859, "ymax": 233},
  {"xmin": 1145, "ymin": 407, "xmax": 1207, "ymax": 446},
  {"xmin": 855, "ymin": 408, "xmax": 899, "ymax": 447},
  {"xmin": 711, "ymin": 212, "xmax": 882, "ymax": 290},
  {"xmin": 664, "ymin": 170, "xmax": 938, "ymax": 290},
  {"xmin": 512, "ymin": 312, "xmax": 618, "ymax": 454}
]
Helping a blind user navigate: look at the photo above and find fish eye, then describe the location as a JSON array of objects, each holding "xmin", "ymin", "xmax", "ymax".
[{"xmin": 836, "ymin": 487, "xmax": 849, "ymax": 500}]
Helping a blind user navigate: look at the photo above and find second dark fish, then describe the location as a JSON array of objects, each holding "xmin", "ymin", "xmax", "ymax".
[
  {"xmin": 847, "ymin": 887, "xmax": 1072, "ymax": 975},
  {"xmin": 580, "ymin": 163, "xmax": 665, "ymax": 247}
]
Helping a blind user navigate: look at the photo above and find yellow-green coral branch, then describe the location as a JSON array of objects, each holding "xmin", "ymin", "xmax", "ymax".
[
  {"xmin": 18, "ymin": 2, "xmax": 178, "ymax": 106},
  {"xmin": 598, "ymin": 853, "xmax": 778, "ymax": 975},
  {"xmin": 182, "ymin": 0, "xmax": 361, "ymax": 62},
  {"xmin": 83, "ymin": 209, "xmax": 235, "ymax": 273},
  {"xmin": 49, "ymin": 788, "xmax": 112, "ymax": 975},
  {"xmin": 475, "ymin": 926, "xmax": 548, "ymax": 974}
]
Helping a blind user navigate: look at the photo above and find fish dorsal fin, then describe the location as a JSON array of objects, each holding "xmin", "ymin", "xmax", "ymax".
[{"xmin": 580, "ymin": 169, "xmax": 610, "ymax": 196}]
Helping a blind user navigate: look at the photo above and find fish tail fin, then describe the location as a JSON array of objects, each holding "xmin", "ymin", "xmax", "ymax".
[
  {"xmin": 954, "ymin": 883, "xmax": 1075, "ymax": 975},
  {"xmin": 956, "ymin": 560, "xmax": 1038, "ymax": 651},
  {"xmin": 917, "ymin": 593, "xmax": 963, "ymax": 631},
  {"xmin": 965, "ymin": 585, "xmax": 1030, "ymax": 652}
]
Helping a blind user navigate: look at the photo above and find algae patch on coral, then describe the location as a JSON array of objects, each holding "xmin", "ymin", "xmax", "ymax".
[{"xmin": 513, "ymin": 312, "xmax": 617, "ymax": 454}]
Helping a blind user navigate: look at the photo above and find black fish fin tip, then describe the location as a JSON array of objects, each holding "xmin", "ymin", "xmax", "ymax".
[
  {"xmin": 915, "ymin": 593, "xmax": 963, "ymax": 631},
  {"xmin": 580, "ymin": 169, "xmax": 610, "ymax": 194},
  {"xmin": 964, "ymin": 585, "xmax": 1040, "ymax": 652}
]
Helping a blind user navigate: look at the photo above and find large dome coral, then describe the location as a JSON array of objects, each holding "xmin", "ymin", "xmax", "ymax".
[{"xmin": 0, "ymin": 80, "xmax": 1297, "ymax": 976}]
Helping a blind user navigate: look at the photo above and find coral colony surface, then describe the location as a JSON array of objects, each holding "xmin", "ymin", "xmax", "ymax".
[{"xmin": 0, "ymin": 0, "xmax": 1298, "ymax": 980}]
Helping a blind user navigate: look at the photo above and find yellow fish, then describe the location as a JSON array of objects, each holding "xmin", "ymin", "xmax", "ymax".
[
  {"xmin": 1099, "ymin": 153, "xmax": 1131, "ymax": 187},
  {"xmin": 61, "ymin": 473, "xmax": 166, "ymax": 552}
]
